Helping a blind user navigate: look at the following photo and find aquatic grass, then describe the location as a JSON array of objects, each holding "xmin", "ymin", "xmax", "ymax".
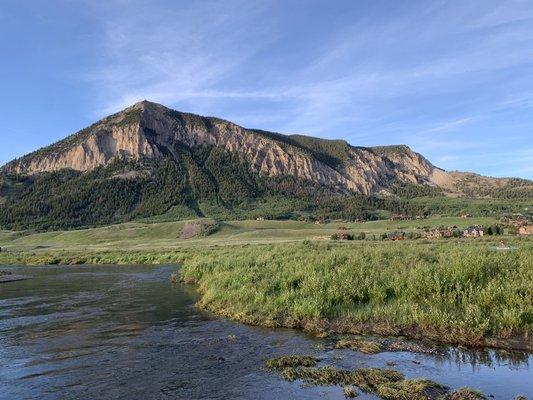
[
  {"xmin": 349, "ymin": 368, "xmax": 405, "ymax": 392},
  {"xmin": 265, "ymin": 360, "xmax": 451, "ymax": 400},
  {"xmin": 335, "ymin": 338, "xmax": 383, "ymax": 353},
  {"xmin": 439, "ymin": 387, "xmax": 487, "ymax": 399},
  {"xmin": 264, "ymin": 355, "xmax": 318, "ymax": 370},
  {"xmin": 272, "ymin": 365, "xmax": 404, "ymax": 389},
  {"xmin": 376, "ymin": 378, "xmax": 446, "ymax": 400},
  {"xmin": 334, "ymin": 337, "xmax": 442, "ymax": 355}
]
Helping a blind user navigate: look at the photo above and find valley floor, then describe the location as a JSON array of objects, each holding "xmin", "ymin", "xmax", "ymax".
[
  {"xmin": 0, "ymin": 217, "xmax": 531, "ymax": 351},
  {"xmin": 0, "ymin": 216, "xmax": 501, "ymax": 252}
]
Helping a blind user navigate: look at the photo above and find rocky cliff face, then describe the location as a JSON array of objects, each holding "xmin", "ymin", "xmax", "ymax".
[{"xmin": 0, "ymin": 100, "xmax": 493, "ymax": 195}]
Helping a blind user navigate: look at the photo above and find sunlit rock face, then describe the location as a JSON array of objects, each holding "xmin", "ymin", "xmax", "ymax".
[{"xmin": 0, "ymin": 100, "xmax": 504, "ymax": 195}]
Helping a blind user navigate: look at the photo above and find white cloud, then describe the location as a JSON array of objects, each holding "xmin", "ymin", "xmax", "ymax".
[{"xmin": 86, "ymin": 0, "xmax": 281, "ymax": 115}]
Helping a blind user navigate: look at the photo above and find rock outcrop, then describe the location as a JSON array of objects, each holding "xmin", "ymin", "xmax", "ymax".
[{"xmin": 0, "ymin": 100, "xmax": 510, "ymax": 195}]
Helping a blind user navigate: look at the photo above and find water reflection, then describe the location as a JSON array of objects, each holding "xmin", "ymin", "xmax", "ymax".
[{"xmin": 443, "ymin": 346, "xmax": 531, "ymax": 370}]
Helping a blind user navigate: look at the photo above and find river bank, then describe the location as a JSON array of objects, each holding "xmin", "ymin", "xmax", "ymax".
[
  {"xmin": 1, "ymin": 239, "xmax": 531, "ymax": 351},
  {"xmin": 1, "ymin": 264, "xmax": 530, "ymax": 399}
]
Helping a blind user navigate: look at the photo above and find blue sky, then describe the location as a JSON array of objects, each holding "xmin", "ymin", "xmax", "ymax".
[{"xmin": 1, "ymin": 0, "xmax": 532, "ymax": 178}]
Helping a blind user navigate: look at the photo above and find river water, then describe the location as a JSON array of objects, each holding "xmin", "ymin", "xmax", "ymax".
[{"xmin": 0, "ymin": 265, "xmax": 531, "ymax": 400}]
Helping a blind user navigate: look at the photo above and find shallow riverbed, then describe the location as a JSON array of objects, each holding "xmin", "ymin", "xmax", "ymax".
[{"xmin": 0, "ymin": 265, "xmax": 531, "ymax": 399}]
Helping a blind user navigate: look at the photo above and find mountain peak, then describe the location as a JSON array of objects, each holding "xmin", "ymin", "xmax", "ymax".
[
  {"xmin": 125, "ymin": 99, "xmax": 168, "ymax": 115},
  {"xmin": 2, "ymin": 101, "xmax": 523, "ymax": 198},
  {"xmin": 131, "ymin": 99, "xmax": 159, "ymax": 108}
]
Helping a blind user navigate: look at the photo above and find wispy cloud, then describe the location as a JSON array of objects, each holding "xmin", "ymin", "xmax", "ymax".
[
  {"xmin": 86, "ymin": 0, "xmax": 281, "ymax": 115},
  {"xmin": 79, "ymin": 0, "xmax": 533, "ymax": 178}
]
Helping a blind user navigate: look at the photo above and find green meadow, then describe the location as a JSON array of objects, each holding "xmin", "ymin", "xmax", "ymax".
[
  {"xmin": 0, "ymin": 216, "xmax": 500, "ymax": 252},
  {"xmin": 1, "ymin": 216, "xmax": 531, "ymax": 350}
]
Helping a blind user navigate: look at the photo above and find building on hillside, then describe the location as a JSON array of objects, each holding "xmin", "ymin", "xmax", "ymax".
[
  {"xmin": 387, "ymin": 231, "xmax": 406, "ymax": 241},
  {"xmin": 424, "ymin": 229, "xmax": 442, "ymax": 239},
  {"xmin": 500, "ymin": 214, "xmax": 529, "ymax": 227},
  {"xmin": 518, "ymin": 225, "xmax": 533, "ymax": 236},
  {"xmin": 440, "ymin": 226, "xmax": 456, "ymax": 238},
  {"xmin": 463, "ymin": 226, "xmax": 484, "ymax": 238},
  {"xmin": 424, "ymin": 226, "xmax": 458, "ymax": 239}
]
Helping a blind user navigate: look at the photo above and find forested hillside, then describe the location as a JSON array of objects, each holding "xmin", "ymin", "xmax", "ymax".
[{"xmin": 0, "ymin": 101, "xmax": 531, "ymax": 230}]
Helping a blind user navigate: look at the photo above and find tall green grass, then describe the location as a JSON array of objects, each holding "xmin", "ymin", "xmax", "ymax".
[
  {"xmin": 0, "ymin": 250, "xmax": 192, "ymax": 266},
  {"xmin": 179, "ymin": 241, "xmax": 533, "ymax": 348}
]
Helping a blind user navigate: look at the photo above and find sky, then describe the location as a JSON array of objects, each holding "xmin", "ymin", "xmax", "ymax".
[{"xmin": 1, "ymin": 0, "xmax": 532, "ymax": 178}]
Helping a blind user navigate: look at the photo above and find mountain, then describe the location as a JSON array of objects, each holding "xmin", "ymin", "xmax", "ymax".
[
  {"xmin": 3, "ymin": 100, "xmax": 444, "ymax": 194},
  {"xmin": 1, "ymin": 101, "xmax": 531, "ymax": 230}
]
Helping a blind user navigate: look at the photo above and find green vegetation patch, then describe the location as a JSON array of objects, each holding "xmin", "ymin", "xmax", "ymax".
[
  {"xmin": 439, "ymin": 387, "xmax": 487, "ymax": 400},
  {"xmin": 1, "ymin": 237, "xmax": 531, "ymax": 350},
  {"xmin": 266, "ymin": 359, "xmax": 449, "ymax": 399},
  {"xmin": 376, "ymin": 378, "xmax": 446, "ymax": 400},
  {"xmin": 333, "ymin": 336, "xmax": 442, "ymax": 355},
  {"xmin": 335, "ymin": 338, "xmax": 383, "ymax": 353},
  {"xmin": 264, "ymin": 355, "xmax": 318, "ymax": 370},
  {"xmin": 275, "ymin": 365, "xmax": 404, "ymax": 389},
  {"xmin": 179, "ymin": 240, "xmax": 533, "ymax": 348}
]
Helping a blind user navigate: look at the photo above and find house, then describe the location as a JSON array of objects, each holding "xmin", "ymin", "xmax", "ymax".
[
  {"xmin": 424, "ymin": 229, "xmax": 442, "ymax": 239},
  {"xmin": 518, "ymin": 225, "xmax": 533, "ymax": 236},
  {"xmin": 424, "ymin": 226, "xmax": 458, "ymax": 239},
  {"xmin": 463, "ymin": 226, "xmax": 484, "ymax": 238},
  {"xmin": 500, "ymin": 214, "xmax": 529, "ymax": 227},
  {"xmin": 256, "ymin": 217, "xmax": 265, "ymax": 221},
  {"xmin": 440, "ymin": 226, "xmax": 455, "ymax": 238},
  {"xmin": 387, "ymin": 231, "xmax": 406, "ymax": 241}
]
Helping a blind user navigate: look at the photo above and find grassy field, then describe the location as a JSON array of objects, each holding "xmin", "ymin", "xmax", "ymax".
[{"xmin": 0, "ymin": 216, "xmax": 500, "ymax": 252}]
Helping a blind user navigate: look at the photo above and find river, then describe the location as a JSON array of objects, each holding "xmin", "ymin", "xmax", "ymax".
[{"xmin": 0, "ymin": 265, "xmax": 531, "ymax": 399}]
